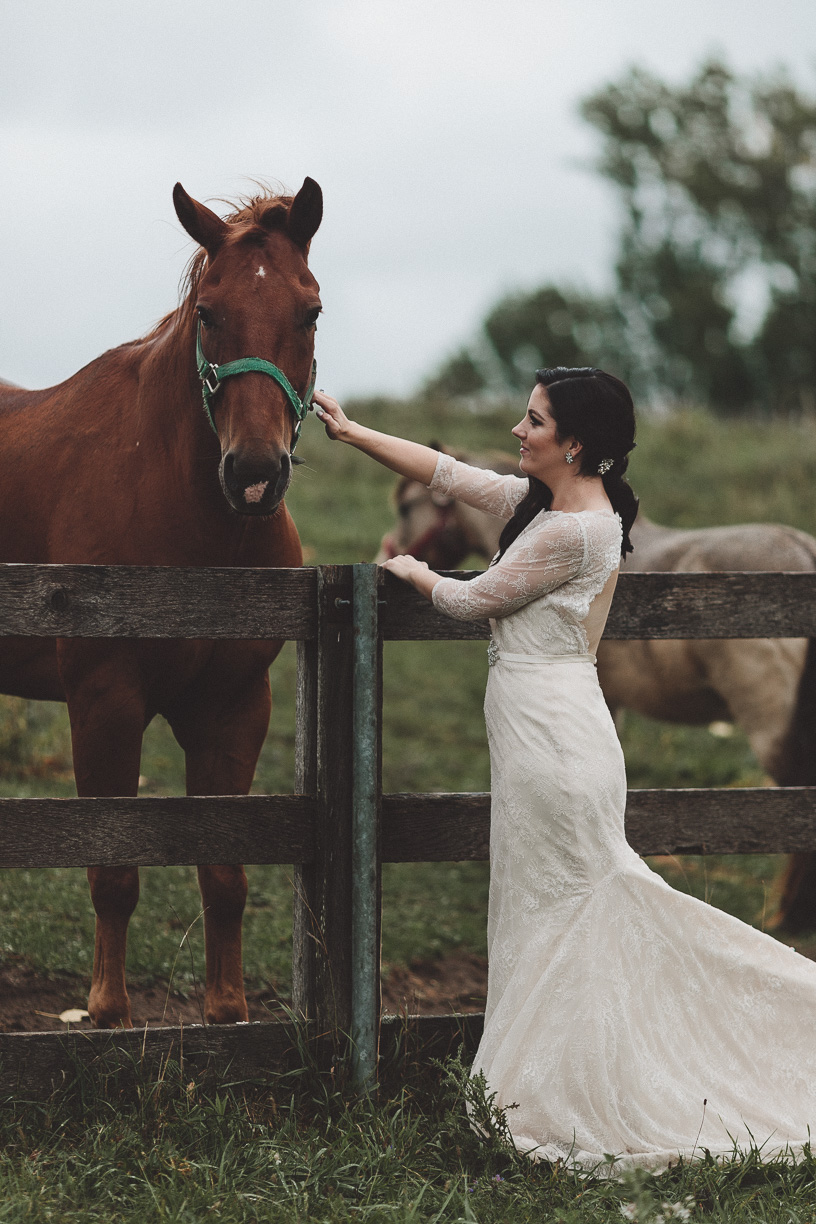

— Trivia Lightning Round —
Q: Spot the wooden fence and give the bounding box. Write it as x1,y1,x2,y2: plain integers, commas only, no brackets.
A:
1,563,816,1096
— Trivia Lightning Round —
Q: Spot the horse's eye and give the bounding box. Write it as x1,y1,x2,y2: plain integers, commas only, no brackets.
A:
304,307,321,330
196,305,213,327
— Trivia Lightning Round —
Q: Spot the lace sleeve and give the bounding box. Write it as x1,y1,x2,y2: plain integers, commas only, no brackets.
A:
430,451,528,520
431,512,589,621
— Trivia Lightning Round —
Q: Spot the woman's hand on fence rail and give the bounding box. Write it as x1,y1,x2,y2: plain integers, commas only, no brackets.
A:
312,390,439,484
381,554,439,602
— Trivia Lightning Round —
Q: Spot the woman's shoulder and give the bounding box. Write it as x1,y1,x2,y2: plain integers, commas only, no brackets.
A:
543,508,621,535
524,508,621,564
545,508,619,520
532,507,619,534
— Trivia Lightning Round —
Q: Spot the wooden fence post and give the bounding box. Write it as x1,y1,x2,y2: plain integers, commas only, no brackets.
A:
292,634,318,1019
291,565,356,1037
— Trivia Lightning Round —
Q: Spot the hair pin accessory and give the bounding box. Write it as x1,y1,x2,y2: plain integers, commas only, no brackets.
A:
597,458,614,475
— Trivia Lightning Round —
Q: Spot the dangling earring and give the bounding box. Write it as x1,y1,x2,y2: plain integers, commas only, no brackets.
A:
565,450,574,465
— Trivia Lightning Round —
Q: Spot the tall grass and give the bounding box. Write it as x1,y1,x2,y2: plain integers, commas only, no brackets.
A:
3,1044,816,1222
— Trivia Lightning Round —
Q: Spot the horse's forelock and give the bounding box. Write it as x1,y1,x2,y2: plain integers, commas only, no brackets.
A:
169,192,298,333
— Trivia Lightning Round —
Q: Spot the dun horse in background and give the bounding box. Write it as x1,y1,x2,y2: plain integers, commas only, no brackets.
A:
0,178,323,1027
377,446,816,932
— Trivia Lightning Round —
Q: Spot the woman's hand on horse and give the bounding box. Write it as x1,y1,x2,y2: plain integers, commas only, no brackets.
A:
313,391,352,441
312,394,439,485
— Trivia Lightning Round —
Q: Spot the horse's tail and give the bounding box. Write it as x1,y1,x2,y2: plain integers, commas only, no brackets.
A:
773,636,816,931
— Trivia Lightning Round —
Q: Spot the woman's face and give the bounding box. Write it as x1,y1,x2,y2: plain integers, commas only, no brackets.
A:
512,385,569,479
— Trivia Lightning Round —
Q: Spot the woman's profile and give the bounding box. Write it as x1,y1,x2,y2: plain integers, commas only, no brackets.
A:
312,368,816,1174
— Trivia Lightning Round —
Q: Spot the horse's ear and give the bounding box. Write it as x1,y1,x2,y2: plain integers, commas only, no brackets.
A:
173,183,228,256
287,177,323,250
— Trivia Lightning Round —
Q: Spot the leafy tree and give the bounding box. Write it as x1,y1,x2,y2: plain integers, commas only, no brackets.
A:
483,287,633,390
423,287,634,400
426,60,816,414
583,59,816,412
422,348,486,400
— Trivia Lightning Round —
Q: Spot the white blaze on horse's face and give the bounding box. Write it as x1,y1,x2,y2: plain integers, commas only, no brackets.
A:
255,266,266,278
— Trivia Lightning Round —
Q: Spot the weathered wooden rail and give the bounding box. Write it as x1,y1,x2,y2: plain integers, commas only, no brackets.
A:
1,562,815,1096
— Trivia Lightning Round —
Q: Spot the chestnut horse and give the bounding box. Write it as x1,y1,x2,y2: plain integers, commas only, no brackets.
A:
0,178,323,1027
377,447,816,931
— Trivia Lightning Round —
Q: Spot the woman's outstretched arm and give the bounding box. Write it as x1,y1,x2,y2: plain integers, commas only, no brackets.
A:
312,391,438,484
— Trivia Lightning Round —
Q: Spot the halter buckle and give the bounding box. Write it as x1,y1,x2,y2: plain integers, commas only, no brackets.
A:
203,365,220,396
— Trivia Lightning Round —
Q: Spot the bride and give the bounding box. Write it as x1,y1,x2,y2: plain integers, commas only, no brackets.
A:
312,368,816,1174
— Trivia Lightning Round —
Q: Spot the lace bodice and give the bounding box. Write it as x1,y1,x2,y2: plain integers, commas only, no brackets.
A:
429,452,622,656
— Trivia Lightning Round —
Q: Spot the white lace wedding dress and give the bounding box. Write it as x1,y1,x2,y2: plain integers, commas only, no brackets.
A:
429,451,816,1175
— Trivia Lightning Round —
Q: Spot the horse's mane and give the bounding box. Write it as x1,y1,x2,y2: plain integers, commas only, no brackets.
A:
143,187,295,343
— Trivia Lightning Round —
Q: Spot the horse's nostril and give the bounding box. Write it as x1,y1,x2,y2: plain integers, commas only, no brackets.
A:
272,452,292,501
222,451,241,493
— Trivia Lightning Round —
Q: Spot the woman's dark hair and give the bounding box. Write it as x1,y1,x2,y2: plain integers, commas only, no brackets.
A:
495,366,639,561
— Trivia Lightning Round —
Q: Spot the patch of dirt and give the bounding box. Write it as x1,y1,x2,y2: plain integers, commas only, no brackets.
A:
0,959,284,1032
0,952,488,1032
382,953,487,1015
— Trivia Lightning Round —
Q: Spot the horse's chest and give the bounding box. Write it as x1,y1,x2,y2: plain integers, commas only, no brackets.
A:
57,637,273,712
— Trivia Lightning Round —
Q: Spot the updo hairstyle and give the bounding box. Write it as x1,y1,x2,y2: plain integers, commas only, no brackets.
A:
495,366,639,561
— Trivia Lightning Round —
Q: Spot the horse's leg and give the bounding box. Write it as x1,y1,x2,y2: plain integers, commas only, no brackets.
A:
58,644,147,1028
692,637,815,930
166,652,274,1024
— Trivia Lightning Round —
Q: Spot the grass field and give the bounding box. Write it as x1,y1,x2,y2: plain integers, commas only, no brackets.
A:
4,1050,816,1224
3,401,816,1220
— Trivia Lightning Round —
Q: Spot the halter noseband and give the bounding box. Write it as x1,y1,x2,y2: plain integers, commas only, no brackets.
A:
195,319,316,453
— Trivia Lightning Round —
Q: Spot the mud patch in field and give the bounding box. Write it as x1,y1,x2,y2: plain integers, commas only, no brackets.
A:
0,952,488,1032
382,952,487,1015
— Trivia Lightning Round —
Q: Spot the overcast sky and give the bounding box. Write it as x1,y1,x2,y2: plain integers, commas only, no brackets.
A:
2,0,815,398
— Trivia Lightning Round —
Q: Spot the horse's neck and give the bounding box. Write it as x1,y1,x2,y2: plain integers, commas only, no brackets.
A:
459,504,503,562
630,513,674,544
108,312,238,541
627,513,743,573
627,514,681,570
138,313,217,467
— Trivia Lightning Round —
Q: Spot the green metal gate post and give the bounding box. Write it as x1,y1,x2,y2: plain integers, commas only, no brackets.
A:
351,563,381,1091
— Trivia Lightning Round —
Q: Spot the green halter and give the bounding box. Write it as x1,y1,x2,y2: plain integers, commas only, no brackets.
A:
196,320,316,452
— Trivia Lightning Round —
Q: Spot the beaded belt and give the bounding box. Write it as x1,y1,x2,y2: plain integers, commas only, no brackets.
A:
487,640,596,667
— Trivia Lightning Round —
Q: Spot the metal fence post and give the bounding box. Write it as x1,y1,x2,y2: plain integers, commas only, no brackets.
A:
351,563,381,1091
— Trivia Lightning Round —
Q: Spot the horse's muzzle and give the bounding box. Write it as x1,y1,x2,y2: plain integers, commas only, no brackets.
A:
220,449,291,516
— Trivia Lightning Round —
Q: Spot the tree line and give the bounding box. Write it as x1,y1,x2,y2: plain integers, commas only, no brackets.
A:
425,60,816,414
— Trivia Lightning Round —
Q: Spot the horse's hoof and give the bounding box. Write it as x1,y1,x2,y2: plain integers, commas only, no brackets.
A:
204,994,249,1025
89,1013,134,1030
88,989,133,1029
